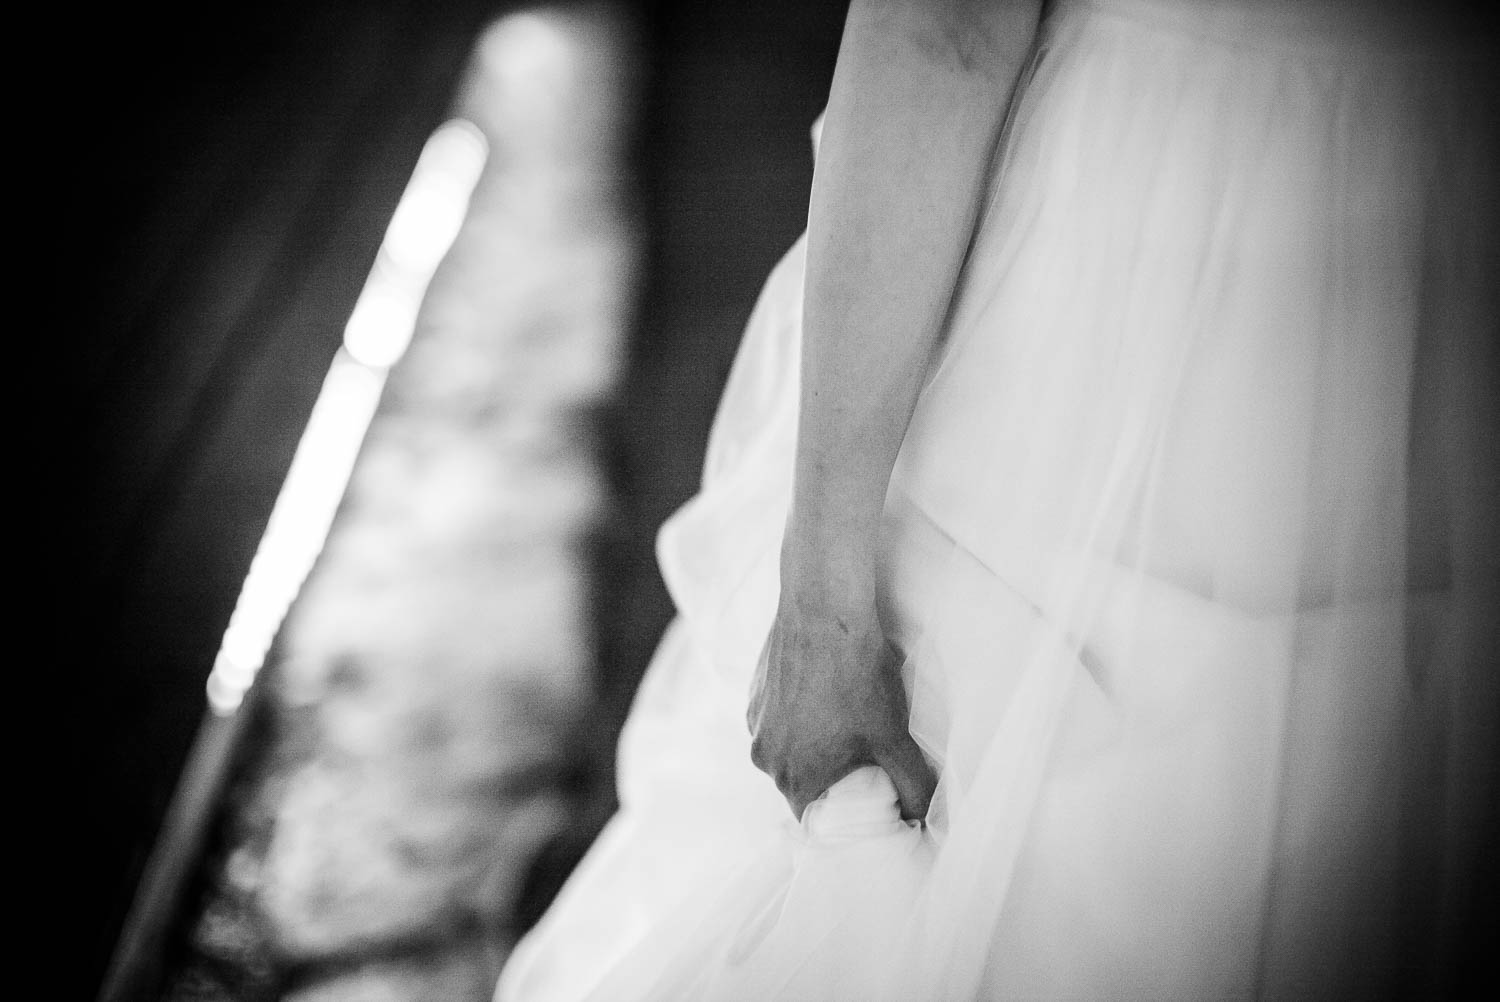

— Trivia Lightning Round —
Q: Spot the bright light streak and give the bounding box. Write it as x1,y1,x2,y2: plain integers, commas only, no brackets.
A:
382,123,488,278
207,119,488,717
343,278,421,371
345,120,488,368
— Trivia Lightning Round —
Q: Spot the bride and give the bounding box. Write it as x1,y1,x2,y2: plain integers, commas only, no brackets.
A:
500,0,1498,998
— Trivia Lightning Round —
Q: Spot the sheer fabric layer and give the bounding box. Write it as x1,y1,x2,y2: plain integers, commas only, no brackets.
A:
497,0,1498,998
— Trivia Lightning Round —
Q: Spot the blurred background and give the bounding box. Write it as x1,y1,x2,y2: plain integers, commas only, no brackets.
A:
53,0,848,997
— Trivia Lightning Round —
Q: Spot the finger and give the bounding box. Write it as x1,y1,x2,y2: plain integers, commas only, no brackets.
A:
877,734,938,822
788,772,825,822
789,757,859,823
772,770,807,822
749,734,770,774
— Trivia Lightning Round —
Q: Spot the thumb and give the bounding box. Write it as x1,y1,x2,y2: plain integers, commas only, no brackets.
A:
877,733,938,822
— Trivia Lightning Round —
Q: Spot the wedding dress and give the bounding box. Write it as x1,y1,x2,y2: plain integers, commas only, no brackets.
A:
497,0,1499,998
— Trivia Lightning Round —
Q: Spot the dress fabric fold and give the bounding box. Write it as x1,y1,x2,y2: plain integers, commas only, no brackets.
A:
497,0,1499,998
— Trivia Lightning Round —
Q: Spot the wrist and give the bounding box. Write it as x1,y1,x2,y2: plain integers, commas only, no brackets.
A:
780,437,896,612
779,516,879,612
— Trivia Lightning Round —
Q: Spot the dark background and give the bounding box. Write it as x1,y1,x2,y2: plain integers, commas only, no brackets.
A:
49,0,846,996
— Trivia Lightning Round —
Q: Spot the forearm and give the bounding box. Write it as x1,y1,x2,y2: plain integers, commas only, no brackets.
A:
785,0,1043,604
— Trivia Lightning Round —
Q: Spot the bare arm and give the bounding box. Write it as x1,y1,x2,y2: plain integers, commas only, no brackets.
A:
750,0,1044,819
792,0,1040,604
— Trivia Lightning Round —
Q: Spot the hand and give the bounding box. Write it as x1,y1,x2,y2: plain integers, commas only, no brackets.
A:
747,591,937,822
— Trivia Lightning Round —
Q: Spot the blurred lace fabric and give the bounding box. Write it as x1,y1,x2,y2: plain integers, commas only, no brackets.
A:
497,0,1500,998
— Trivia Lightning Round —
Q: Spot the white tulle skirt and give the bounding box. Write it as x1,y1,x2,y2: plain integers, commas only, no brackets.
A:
498,0,1499,998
